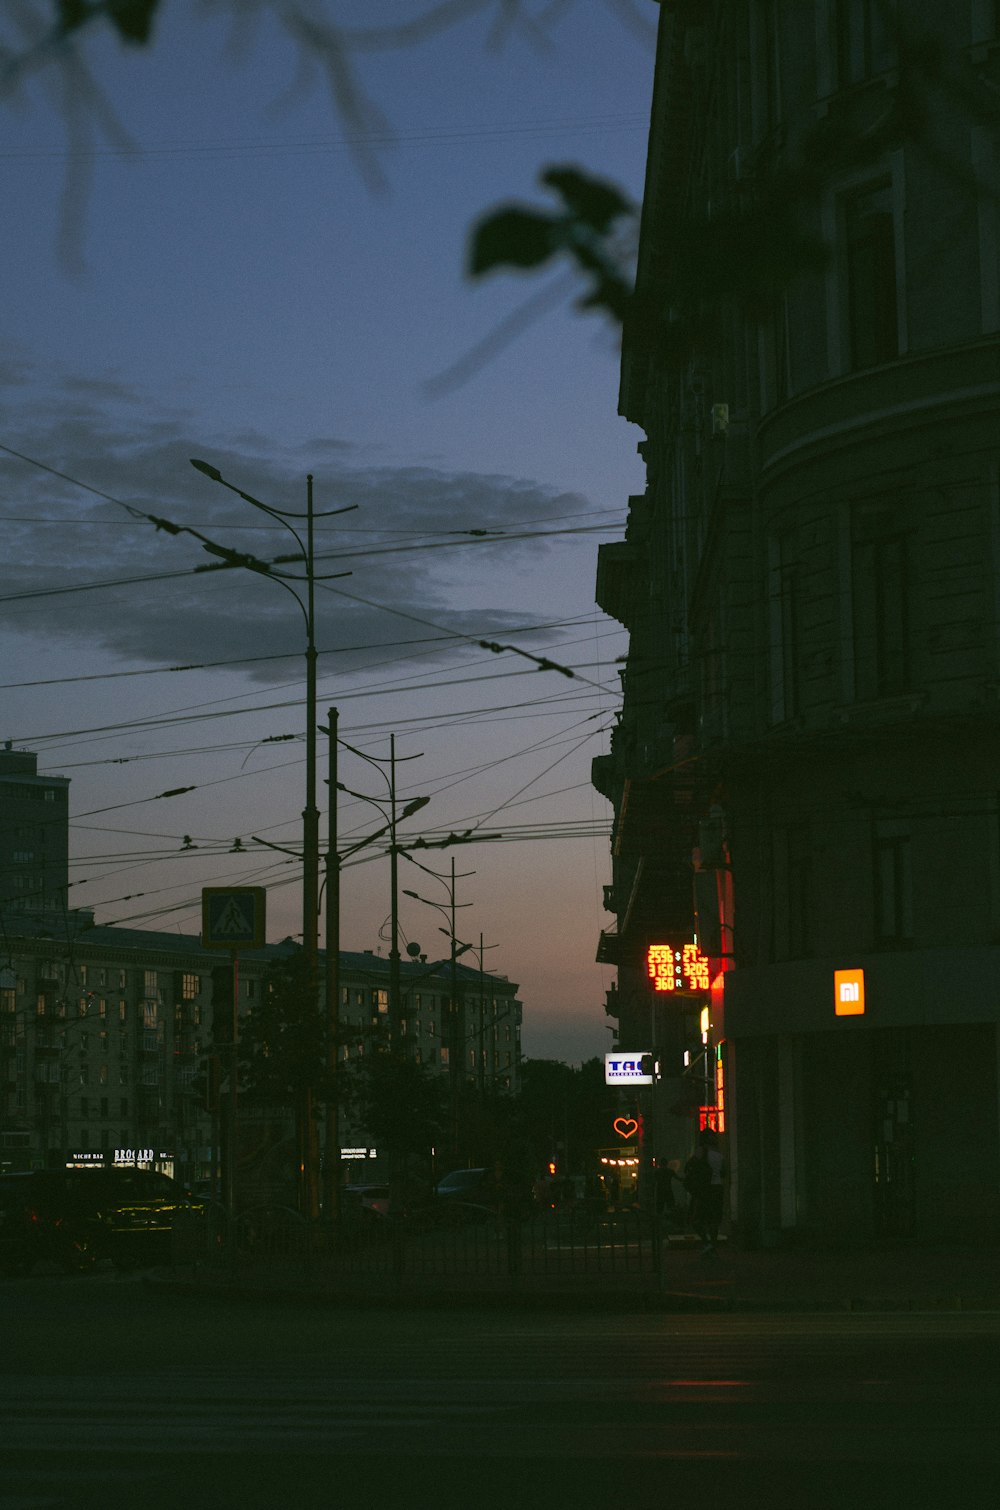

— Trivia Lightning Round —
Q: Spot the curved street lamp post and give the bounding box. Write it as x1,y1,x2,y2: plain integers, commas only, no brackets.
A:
189,459,355,1218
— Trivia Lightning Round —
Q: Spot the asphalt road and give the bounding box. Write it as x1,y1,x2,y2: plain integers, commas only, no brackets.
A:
3,1267,999,1509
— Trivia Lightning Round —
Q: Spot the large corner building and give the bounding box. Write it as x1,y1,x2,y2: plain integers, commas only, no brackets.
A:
596,1,1000,1243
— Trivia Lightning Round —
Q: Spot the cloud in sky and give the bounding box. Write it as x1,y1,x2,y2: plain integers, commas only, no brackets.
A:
1,361,615,679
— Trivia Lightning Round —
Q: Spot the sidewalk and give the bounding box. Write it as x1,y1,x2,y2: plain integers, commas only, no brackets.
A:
660,1236,1000,1312
150,1236,1000,1313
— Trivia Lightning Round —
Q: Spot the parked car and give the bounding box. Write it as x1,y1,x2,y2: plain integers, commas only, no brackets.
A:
432,1167,500,1223
0,1168,205,1274
342,1183,390,1218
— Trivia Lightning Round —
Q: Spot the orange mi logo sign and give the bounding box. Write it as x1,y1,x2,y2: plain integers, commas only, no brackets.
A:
834,968,865,1017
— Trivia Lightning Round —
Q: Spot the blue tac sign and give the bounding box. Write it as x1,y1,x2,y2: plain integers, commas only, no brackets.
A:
201,887,267,950
605,1053,654,1086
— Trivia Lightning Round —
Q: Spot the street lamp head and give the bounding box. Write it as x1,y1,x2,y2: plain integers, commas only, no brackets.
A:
190,457,224,483
400,795,431,820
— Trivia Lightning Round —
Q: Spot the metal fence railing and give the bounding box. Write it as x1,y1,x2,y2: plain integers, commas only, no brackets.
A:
169,1198,667,1290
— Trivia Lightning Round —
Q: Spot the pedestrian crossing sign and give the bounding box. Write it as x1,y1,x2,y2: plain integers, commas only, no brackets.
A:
202,887,267,950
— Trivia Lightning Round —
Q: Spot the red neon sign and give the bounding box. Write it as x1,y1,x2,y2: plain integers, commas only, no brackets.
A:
647,941,711,994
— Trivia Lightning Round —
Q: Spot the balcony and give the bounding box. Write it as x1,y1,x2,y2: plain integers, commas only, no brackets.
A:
596,929,622,966
592,752,619,802
595,541,641,628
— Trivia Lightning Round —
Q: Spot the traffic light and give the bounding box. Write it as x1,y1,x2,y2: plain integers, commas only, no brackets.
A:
210,964,234,1047
547,1160,557,1177
203,1055,221,1113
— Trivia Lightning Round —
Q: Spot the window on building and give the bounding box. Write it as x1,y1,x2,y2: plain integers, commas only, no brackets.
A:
118,1000,127,1024
762,293,790,408
786,823,813,957
143,1002,158,1029
844,181,899,369
874,819,913,944
836,0,895,85
755,0,781,132
143,970,158,998
853,525,911,699
768,535,800,723
180,973,199,1000
373,989,388,1015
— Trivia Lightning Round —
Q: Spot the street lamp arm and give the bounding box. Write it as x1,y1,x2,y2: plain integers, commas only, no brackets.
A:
190,457,358,522
250,835,300,859
399,849,474,886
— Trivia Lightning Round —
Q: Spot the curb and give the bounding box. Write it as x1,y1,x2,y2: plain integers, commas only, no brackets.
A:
145,1273,1000,1314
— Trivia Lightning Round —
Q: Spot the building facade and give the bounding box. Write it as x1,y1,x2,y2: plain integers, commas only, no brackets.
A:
1,746,522,1185
596,1,1000,1243
0,745,69,916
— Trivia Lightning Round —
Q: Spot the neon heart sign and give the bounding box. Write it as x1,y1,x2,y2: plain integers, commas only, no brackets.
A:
613,1117,639,1140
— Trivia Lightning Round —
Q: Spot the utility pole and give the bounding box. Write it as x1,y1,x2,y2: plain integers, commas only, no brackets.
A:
323,706,340,1224
388,734,402,1058
477,933,486,1097
301,475,320,1222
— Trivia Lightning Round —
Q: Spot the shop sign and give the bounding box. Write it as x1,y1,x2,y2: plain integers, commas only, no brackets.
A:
605,1053,653,1086
646,941,711,994
834,968,865,1017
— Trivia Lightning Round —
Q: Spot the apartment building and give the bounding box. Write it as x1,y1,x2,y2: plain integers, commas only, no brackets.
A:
596,1,1000,1242
0,746,521,1182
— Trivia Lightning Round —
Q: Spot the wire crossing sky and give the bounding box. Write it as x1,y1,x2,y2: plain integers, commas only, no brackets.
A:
0,0,652,1061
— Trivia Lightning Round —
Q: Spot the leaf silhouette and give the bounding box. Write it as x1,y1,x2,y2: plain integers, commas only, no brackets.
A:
468,206,558,276
541,165,632,232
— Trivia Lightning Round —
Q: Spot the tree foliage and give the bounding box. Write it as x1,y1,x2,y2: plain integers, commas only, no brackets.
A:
4,5,995,372
341,1052,447,1159
237,945,333,1108
468,165,635,323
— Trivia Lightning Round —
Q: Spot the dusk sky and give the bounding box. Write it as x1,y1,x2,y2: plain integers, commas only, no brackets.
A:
0,1,654,1063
